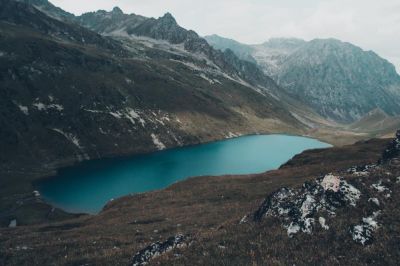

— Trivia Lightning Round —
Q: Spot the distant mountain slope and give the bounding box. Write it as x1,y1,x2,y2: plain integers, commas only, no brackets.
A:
14,1,330,125
76,7,147,34
76,7,331,126
1,0,120,50
204,36,306,76
76,9,281,94
277,39,400,122
349,109,400,135
15,0,74,20
203,34,256,63
206,35,400,122
251,38,306,77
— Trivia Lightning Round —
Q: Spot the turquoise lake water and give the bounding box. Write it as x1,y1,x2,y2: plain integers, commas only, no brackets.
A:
36,134,331,214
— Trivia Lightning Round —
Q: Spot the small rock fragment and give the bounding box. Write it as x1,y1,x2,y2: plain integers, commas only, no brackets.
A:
319,217,329,230
8,219,17,228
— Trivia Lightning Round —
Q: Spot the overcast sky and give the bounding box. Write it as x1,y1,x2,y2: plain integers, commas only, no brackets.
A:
52,0,400,72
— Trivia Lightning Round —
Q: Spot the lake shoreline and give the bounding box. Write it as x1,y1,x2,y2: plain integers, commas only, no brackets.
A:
1,128,371,227
34,132,332,183
35,134,331,214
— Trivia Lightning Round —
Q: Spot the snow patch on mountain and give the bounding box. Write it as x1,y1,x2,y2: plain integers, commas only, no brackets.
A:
33,102,64,112
51,128,83,150
15,103,29,115
151,133,166,150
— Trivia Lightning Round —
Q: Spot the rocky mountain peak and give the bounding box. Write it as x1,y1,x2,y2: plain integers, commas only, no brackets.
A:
111,6,123,15
158,12,177,25
76,5,274,91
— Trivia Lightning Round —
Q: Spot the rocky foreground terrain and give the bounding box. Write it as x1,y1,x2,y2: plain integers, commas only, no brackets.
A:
1,131,399,265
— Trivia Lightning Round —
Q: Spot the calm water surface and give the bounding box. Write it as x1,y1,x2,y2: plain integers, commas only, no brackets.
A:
36,134,331,213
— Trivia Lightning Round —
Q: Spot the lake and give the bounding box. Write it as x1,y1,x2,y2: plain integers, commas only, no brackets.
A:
36,134,331,214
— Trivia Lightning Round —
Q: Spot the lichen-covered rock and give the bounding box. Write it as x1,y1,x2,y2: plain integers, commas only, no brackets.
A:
350,211,380,245
253,174,361,237
347,164,377,176
130,234,190,266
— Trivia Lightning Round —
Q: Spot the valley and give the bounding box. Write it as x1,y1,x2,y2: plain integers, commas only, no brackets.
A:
0,0,399,265
0,0,368,227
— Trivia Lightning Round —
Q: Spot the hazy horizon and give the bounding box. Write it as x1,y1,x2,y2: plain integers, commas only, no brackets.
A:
52,0,400,72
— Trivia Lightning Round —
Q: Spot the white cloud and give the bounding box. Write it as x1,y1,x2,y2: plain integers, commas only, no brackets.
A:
52,0,400,71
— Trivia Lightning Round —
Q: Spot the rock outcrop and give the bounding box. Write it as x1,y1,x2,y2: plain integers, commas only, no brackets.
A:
381,130,400,162
252,130,400,245
253,173,362,237
130,235,190,266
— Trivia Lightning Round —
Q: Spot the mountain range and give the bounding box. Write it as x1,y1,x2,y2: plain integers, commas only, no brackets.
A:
205,35,400,122
1,0,398,220
0,0,330,227
1,0,400,265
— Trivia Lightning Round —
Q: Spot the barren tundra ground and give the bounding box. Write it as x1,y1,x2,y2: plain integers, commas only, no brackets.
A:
1,136,398,265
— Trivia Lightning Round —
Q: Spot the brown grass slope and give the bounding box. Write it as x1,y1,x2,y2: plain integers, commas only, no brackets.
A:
349,108,400,136
0,137,393,265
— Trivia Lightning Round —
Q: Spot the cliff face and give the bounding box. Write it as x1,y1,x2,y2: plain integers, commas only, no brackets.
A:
206,35,400,123
276,39,400,122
